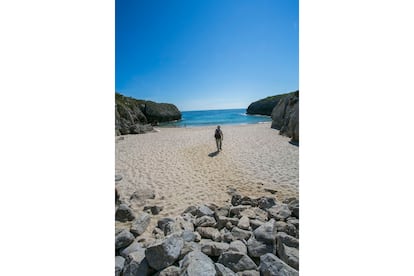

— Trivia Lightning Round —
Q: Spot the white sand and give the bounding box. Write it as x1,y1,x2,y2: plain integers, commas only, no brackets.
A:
115,122,298,234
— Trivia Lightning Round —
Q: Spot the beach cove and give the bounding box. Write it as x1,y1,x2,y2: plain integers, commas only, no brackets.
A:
115,122,298,235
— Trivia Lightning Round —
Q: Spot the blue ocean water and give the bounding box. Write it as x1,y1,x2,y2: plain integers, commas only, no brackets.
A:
161,108,272,127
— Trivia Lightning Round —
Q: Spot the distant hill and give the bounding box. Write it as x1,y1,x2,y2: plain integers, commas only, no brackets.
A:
115,92,182,135
246,90,298,116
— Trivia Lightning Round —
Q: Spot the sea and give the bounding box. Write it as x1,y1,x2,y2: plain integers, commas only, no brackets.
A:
160,108,272,128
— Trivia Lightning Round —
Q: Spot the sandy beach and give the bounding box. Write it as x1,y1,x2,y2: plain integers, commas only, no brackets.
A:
115,122,298,235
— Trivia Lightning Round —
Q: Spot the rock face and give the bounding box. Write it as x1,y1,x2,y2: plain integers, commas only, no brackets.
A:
115,92,181,135
271,90,299,143
246,94,288,116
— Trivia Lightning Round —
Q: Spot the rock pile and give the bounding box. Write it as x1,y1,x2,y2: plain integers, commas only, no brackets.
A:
115,194,299,276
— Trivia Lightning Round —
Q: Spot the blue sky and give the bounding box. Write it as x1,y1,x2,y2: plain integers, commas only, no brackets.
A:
116,0,298,111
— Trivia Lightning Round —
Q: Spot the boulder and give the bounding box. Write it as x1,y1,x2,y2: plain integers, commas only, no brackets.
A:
215,263,237,276
200,240,230,257
177,216,195,232
130,212,151,237
145,234,184,271
179,241,202,260
179,251,216,276
115,204,136,222
217,216,239,230
275,221,298,238
231,227,252,241
123,250,152,276
276,242,299,270
267,203,292,221
257,197,276,210
237,216,250,230
194,205,214,218
228,240,248,255
286,218,299,230
236,270,260,276
246,236,275,258
181,230,198,242
120,241,144,258
196,227,221,241
259,253,299,276
182,206,197,216
229,206,251,218
144,205,163,215
215,206,231,218
115,256,125,276
217,251,258,273
276,232,299,249
249,220,264,231
157,265,181,276
195,216,216,227
157,218,175,232
164,220,183,236
130,189,156,204
246,219,278,257
115,229,135,250
240,208,268,222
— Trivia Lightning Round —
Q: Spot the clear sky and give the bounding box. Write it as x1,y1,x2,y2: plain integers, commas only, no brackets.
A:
116,0,298,111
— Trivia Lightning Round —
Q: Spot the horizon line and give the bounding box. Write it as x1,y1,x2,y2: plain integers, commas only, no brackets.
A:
180,107,247,112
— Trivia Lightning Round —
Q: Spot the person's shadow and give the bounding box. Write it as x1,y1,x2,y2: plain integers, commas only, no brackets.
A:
208,150,220,157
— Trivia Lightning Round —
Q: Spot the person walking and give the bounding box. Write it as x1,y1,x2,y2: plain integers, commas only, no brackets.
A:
214,125,223,151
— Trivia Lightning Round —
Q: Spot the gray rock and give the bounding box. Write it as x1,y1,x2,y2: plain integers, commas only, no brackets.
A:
236,270,260,276
182,206,197,216
145,234,184,271
179,241,201,260
215,206,231,218
215,263,237,276
123,250,152,276
157,218,175,232
120,241,144,258
275,221,298,238
143,205,163,215
292,207,299,219
277,242,299,270
231,227,252,241
115,229,135,250
267,203,292,221
153,227,165,240
195,215,216,227
270,91,299,142
239,196,258,207
286,218,299,230
116,204,136,222
217,251,257,273
177,216,195,232
179,251,216,276
231,194,242,206
237,216,250,230
229,205,250,218
249,219,264,230
196,227,221,241
259,253,299,276
217,216,239,230
222,231,235,243
200,240,230,257
246,236,275,258
195,205,214,218
240,207,268,222
115,256,125,276
130,212,151,237
164,220,183,236
257,197,276,210
157,265,181,276
181,230,197,242
276,232,299,249
228,240,247,255
144,101,182,123
130,189,156,202
253,219,277,243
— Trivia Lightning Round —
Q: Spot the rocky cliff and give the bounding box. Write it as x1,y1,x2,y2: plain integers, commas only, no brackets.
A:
115,93,182,135
246,93,293,116
271,91,299,144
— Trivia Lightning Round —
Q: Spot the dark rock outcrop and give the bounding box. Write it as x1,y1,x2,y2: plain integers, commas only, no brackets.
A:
271,90,299,143
115,92,181,136
246,94,289,116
